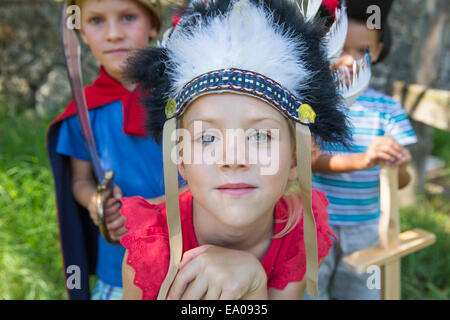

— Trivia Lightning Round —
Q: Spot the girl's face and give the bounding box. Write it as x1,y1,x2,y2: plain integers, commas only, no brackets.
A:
178,93,297,230
79,0,157,83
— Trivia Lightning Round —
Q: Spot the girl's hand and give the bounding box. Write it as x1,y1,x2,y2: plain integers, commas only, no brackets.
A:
167,245,268,300
362,136,410,169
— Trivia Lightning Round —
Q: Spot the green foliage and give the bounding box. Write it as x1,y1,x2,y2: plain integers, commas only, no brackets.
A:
432,128,450,168
0,109,66,299
400,195,450,299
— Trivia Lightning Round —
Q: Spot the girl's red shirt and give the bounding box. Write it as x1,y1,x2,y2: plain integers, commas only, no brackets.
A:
120,189,337,299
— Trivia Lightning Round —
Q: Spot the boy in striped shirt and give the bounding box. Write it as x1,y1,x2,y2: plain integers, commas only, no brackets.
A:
305,0,417,300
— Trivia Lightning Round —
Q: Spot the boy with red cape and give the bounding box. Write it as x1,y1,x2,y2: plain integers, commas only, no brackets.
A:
47,0,182,300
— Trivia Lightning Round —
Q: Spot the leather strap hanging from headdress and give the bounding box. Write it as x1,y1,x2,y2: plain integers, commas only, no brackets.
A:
157,117,183,300
296,123,319,296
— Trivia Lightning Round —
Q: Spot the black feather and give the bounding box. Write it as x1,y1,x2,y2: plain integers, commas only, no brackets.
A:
125,47,171,143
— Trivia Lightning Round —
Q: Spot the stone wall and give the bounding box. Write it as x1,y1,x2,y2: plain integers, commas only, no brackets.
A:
372,0,450,93
0,0,98,116
0,0,448,116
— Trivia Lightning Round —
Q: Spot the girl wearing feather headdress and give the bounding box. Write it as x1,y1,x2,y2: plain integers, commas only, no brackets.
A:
120,0,350,300
307,0,418,300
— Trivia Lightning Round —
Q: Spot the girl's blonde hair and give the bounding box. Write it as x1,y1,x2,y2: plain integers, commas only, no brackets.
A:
273,120,303,239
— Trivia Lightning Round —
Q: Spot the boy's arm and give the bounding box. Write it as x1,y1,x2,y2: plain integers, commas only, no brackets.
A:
70,157,98,221
70,157,126,240
312,137,412,189
311,139,366,173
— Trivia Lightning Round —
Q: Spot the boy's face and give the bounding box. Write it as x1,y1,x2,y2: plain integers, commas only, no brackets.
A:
177,93,297,231
79,0,158,82
334,19,384,69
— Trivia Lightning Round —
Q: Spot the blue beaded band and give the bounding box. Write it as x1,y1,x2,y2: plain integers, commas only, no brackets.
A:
169,68,315,125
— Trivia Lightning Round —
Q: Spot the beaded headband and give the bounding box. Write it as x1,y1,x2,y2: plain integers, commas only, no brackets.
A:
166,68,316,124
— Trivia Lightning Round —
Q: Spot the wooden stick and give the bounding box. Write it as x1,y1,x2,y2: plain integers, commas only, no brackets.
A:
342,228,436,274
379,166,400,299
379,166,400,249
381,260,401,300
343,165,436,300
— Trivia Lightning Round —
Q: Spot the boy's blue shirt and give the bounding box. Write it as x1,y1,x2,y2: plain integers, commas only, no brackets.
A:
312,88,417,226
56,100,172,287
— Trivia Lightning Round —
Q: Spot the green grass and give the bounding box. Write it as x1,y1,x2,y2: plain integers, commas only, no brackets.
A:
432,128,450,168
0,108,66,299
401,195,450,299
0,109,449,300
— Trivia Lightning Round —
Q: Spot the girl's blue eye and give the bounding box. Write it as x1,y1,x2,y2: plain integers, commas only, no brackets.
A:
249,130,270,143
200,134,216,144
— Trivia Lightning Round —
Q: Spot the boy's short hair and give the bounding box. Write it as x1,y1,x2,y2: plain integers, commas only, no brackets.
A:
346,0,394,63
69,0,163,32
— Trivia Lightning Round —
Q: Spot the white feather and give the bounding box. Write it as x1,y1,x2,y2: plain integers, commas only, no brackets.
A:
326,3,348,63
165,0,311,100
335,52,372,108
157,26,173,48
298,0,322,21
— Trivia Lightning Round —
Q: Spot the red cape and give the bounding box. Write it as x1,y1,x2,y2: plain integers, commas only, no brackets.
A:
52,66,147,136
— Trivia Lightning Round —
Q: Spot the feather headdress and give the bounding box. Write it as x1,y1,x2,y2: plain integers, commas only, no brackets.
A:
129,0,350,145
335,51,372,108
126,0,351,299
315,0,372,106
325,1,348,63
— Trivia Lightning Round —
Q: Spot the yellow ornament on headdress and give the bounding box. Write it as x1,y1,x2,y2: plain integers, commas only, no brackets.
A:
165,99,177,118
298,104,316,124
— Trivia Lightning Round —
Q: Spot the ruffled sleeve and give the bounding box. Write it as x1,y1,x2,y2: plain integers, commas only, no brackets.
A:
120,196,170,300
268,189,337,290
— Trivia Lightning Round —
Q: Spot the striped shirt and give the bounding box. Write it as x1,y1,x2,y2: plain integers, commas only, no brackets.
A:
312,88,417,226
